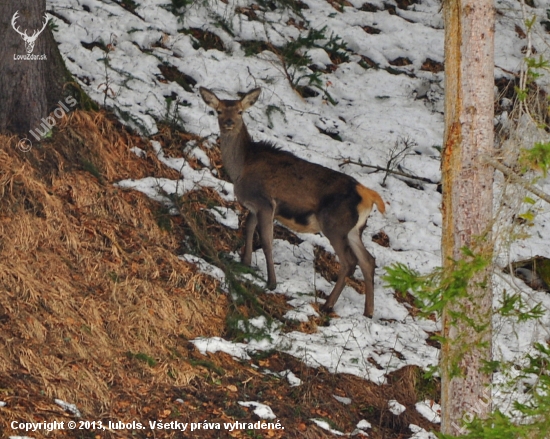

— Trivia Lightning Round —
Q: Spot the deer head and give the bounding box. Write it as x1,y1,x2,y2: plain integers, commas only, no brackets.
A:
200,87,261,134
11,11,50,54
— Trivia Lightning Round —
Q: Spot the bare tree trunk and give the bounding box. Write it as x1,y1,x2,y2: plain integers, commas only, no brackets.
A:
441,0,495,435
0,0,69,135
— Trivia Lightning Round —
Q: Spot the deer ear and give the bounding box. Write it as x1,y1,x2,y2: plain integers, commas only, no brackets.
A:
241,88,261,110
199,87,220,109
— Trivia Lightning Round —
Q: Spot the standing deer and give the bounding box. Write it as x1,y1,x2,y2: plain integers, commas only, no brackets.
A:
199,87,385,318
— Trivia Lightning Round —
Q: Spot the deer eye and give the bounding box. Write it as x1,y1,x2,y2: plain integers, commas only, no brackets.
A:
216,110,222,115
238,110,243,115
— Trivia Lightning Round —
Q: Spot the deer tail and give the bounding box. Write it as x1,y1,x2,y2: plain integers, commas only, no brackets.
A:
357,184,386,215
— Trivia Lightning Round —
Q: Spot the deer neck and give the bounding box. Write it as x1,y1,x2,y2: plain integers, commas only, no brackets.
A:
219,126,251,183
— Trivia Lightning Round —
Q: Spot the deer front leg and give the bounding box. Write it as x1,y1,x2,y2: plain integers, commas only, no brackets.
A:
242,211,257,267
256,208,277,290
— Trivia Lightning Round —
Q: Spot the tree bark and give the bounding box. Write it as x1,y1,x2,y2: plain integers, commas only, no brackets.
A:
441,0,495,435
0,0,69,135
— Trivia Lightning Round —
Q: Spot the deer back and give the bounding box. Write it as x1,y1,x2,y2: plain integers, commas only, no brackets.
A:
238,141,367,231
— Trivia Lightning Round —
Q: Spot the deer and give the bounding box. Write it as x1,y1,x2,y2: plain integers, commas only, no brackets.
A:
199,87,385,318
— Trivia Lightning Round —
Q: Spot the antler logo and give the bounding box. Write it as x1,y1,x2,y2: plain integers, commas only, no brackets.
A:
11,10,50,54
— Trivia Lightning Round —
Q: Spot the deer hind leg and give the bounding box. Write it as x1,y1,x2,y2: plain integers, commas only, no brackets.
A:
256,206,277,290
347,227,376,318
321,233,357,314
242,212,258,267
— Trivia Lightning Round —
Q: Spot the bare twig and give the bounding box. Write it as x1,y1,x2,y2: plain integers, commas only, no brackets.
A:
519,0,534,120
481,154,550,204
381,138,417,186
339,159,439,184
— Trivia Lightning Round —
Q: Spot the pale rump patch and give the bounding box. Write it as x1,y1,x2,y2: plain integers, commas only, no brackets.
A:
355,205,372,230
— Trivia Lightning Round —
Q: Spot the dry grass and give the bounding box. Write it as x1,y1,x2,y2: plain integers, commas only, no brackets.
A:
0,111,227,421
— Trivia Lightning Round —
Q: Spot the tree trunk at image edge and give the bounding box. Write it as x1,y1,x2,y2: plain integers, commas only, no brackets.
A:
441,0,495,435
0,0,69,136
